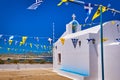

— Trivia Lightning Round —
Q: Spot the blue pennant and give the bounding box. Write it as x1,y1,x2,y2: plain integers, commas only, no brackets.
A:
87,38,95,44
116,38,120,42
87,39,92,42
71,39,78,48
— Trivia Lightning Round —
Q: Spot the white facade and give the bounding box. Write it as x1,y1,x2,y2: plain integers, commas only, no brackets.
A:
53,15,120,80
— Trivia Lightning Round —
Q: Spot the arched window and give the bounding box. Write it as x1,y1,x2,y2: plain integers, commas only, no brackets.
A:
72,21,78,33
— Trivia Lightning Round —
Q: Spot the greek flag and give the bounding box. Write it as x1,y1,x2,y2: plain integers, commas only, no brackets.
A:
84,3,93,22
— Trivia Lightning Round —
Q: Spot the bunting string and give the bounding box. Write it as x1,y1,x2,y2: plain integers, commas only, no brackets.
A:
58,0,120,21
68,0,120,13
0,47,52,53
0,34,53,53
80,22,99,27
0,34,53,45
0,39,52,50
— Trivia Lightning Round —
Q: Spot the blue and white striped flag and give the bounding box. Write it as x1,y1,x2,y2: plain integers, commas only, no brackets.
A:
84,3,93,22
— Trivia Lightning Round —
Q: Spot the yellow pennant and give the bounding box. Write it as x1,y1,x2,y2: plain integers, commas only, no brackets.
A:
111,21,115,25
60,38,65,45
69,0,74,1
7,48,10,51
44,45,46,49
30,43,32,48
22,36,27,44
20,41,23,46
103,38,108,42
92,6,107,21
57,0,68,6
9,40,13,45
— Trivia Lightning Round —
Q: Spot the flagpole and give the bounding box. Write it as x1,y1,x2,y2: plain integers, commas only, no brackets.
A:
53,22,55,44
68,0,120,14
100,5,105,80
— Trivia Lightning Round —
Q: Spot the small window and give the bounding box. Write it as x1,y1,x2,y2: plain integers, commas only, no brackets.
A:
58,53,61,65
72,21,78,33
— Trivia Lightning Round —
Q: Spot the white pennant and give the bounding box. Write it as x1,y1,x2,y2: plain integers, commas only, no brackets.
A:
15,41,18,45
48,38,52,44
4,39,7,44
9,36,14,40
0,34,3,38
25,43,27,46
27,0,43,10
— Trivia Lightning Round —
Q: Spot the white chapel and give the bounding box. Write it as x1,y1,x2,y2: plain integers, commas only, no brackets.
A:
53,14,120,80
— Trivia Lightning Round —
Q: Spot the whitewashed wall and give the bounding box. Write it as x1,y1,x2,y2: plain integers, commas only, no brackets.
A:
98,21,120,80
53,20,120,80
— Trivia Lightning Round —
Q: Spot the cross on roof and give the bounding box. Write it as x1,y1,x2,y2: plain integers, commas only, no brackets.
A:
72,14,76,20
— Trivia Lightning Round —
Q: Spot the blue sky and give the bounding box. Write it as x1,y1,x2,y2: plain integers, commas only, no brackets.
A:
0,0,120,53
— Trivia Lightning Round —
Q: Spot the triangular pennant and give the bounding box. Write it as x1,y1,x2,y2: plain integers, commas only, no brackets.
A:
116,38,120,42
9,36,14,40
57,0,68,6
111,21,115,25
22,36,27,44
41,45,43,49
71,38,78,48
20,41,23,46
44,45,46,49
87,38,95,44
36,37,39,42
0,34,3,38
87,39,92,43
60,38,65,45
103,38,108,42
112,9,116,16
27,0,43,10
30,43,32,48
9,40,13,45
92,6,107,21
15,41,18,45
7,48,10,51
4,39,7,44
34,44,39,49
